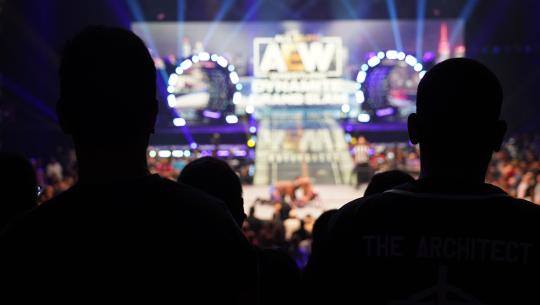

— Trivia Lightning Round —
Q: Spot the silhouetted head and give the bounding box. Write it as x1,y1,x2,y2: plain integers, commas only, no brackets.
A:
311,209,338,254
364,170,415,196
408,58,506,182
57,26,157,148
178,157,245,226
0,152,38,229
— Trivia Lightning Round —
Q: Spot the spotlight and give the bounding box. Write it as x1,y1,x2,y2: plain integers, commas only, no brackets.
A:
180,59,192,70
158,150,172,158
198,52,210,61
233,92,242,104
172,150,184,158
190,142,198,149
167,94,176,107
405,55,418,66
356,71,367,83
202,110,221,119
148,150,157,158
368,56,381,67
225,115,238,124
217,150,230,157
168,74,178,86
234,150,247,157
217,56,228,68
375,107,395,117
386,50,398,59
341,104,351,113
357,113,371,122
247,138,256,148
245,105,255,114
229,72,239,84
249,126,257,133
355,91,365,103
173,118,186,126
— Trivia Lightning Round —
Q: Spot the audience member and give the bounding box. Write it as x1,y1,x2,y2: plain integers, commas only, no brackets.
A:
304,58,540,305
364,170,415,196
0,26,256,303
180,156,300,305
308,209,337,257
179,156,246,226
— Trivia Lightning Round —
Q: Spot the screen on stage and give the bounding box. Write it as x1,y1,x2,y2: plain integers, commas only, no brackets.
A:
133,20,464,125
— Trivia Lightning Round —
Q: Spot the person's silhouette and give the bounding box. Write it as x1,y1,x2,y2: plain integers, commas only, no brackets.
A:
304,58,540,305
0,27,256,303
179,156,246,226
363,170,415,196
307,209,337,260
179,156,300,305
0,152,37,230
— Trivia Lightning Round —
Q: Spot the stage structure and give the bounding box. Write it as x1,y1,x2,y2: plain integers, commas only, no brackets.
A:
133,20,464,185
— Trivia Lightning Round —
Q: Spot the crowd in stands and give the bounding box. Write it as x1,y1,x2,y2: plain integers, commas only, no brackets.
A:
353,134,540,202
147,151,254,184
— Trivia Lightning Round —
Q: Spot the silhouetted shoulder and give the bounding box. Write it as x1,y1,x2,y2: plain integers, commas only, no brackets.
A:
331,180,540,230
0,174,256,303
2,174,235,239
308,180,540,305
257,247,301,305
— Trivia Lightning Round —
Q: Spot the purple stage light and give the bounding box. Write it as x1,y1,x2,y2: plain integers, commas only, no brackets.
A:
422,51,435,62
375,107,395,117
217,150,230,157
233,150,247,157
200,151,211,157
202,110,221,119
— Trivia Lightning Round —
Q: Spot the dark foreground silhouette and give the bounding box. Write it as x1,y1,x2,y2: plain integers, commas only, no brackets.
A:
304,58,540,305
179,156,301,305
0,152,37,230
364,170,415,196
0,27,256,303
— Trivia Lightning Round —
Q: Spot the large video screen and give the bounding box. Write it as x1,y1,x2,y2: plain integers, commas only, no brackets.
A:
133,20,464,125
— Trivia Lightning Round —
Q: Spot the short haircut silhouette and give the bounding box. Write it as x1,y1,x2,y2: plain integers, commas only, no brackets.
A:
364,170,415,196
310,209,338,255
58,26,157,144
179,157,245,226
0,27,257,303
408,58,506,180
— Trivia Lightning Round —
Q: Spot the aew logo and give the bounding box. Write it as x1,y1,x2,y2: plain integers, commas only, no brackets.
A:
253,31,343,77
